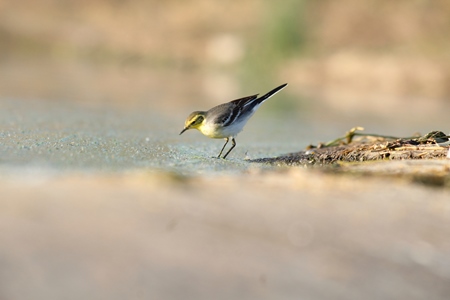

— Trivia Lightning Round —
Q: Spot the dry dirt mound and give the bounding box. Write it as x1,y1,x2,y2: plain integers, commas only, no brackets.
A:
251,128,450,166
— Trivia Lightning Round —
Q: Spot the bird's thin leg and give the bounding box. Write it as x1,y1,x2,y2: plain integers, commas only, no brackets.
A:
222,138,236,159
217,138,229,158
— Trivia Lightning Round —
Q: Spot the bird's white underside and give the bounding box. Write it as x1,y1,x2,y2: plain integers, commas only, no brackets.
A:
200,106,260,139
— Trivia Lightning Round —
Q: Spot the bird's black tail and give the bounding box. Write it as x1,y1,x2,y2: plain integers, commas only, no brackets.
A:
256,83,288,104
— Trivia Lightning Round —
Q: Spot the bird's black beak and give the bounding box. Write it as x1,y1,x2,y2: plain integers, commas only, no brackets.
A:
179,127,188,135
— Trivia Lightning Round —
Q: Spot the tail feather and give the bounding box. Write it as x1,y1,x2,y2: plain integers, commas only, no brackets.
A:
239,83,288,112
256,83,288,104
223,83,288,127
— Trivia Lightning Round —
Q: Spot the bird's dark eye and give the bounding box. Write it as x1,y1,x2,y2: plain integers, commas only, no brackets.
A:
195,116,204,124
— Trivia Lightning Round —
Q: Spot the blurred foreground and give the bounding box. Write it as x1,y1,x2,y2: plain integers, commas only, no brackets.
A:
2,167,450,300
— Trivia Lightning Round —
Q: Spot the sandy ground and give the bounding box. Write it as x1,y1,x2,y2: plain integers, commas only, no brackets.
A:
1,98,450,300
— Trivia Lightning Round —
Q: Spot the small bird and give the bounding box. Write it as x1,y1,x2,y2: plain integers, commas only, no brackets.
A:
180,83,288,159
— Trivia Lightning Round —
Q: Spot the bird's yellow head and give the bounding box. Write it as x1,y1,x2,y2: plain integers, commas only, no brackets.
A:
179,111,206,135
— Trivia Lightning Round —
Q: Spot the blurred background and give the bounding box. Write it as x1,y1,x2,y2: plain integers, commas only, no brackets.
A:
1,0,449,135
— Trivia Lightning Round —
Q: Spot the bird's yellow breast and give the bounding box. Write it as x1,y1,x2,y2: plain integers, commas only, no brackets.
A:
198,122,224,138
